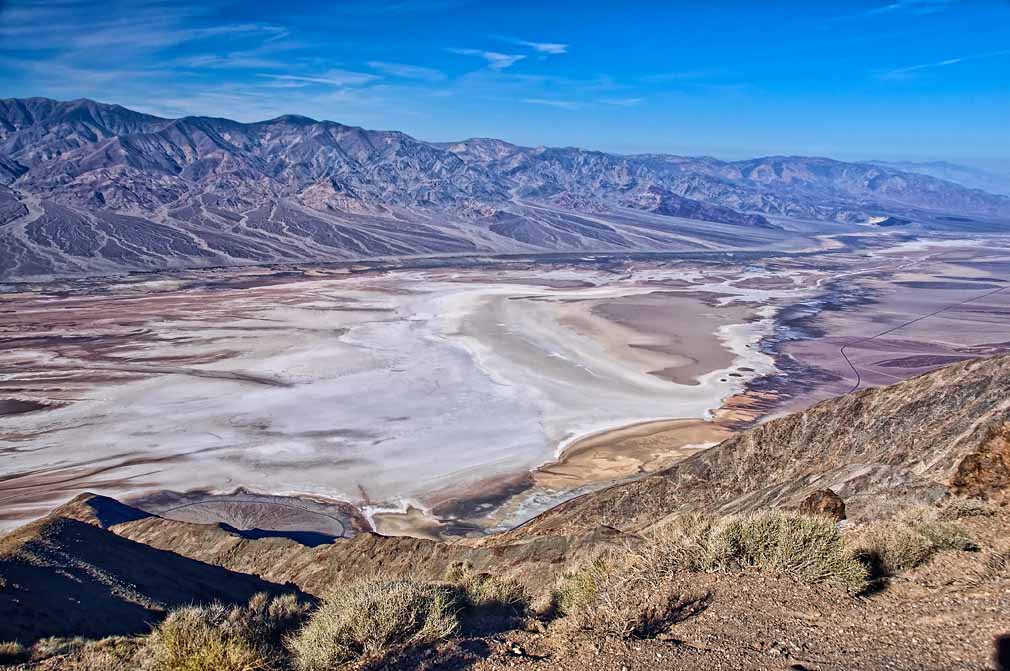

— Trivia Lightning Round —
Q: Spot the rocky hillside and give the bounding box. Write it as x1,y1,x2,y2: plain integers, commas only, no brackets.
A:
2,97,1009,279
517,354,1010,538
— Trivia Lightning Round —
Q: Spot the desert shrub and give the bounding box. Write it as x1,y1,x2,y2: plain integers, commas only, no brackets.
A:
0,641,27,665
630,510,866,592
969,544,1010,586
938,497,999,520
145,604,273,671
849,507,976,577
550,510,866,639
31,638,142,671
228,592,311,648
552,557,611,617
850,522,933,576
287,578,458,670
632,512,734,576
718,511,868,592
552,555,705,639
30,637,89,660
444,564,528,612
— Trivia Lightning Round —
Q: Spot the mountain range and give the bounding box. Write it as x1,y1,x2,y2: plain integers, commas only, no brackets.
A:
869,159,1010,196
2,97,1009,280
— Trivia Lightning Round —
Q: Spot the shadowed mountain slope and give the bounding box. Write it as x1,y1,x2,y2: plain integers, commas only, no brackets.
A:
0,496,306,644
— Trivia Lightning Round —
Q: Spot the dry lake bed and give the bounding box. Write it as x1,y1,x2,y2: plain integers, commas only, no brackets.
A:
3,237,1010,538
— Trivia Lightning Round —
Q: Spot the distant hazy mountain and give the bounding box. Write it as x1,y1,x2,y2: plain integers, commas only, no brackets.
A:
869,160,1010,196
2,97,1008,279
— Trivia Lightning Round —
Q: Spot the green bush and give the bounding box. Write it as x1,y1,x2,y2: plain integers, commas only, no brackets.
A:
287,578,458,670
552,557,610,617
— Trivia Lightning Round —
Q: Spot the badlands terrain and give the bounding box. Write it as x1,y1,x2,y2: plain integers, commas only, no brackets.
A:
3,233,1010,541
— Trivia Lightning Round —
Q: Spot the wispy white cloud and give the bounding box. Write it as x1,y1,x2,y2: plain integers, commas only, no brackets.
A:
867,0,960,15
641,69,722,83
447,48,525,69
262,69,380,87
877,49,1010,79
521,98,580,110
517,40,568,55
366,61,446,81
490,35,569,55
601,97,644,107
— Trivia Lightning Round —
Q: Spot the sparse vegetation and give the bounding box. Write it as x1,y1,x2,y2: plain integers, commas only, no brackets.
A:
444,563,529,612
718,511,868,591
0,641,27,665
30,636,90,660
848,506,976,577
971,545,1010,586
29,637,142,671
145,593,308,671
636,510,866,592
551,510,865,640
937,497,999,520
146,604,274,671
286,578,458,670
552,555,700,640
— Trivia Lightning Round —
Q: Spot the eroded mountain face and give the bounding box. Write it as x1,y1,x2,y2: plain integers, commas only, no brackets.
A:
2,97,1010,280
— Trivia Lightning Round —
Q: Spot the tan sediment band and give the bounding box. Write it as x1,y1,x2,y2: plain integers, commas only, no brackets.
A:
534,418,731,489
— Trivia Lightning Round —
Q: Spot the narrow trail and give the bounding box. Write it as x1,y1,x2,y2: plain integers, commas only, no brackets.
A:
838,283,1009,394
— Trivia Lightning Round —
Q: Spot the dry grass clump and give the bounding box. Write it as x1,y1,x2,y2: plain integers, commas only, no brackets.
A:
549,510,863,640
30,636,89,660
146,604,273,671
0,641,28,665
552,557,700,640
29,637,142,670
937,497,999,520
848,507,976,577
718,511,868,592
287,578,458,671
444,563,529,612
229,592,311,649
146,593,308,671
634,510,866,592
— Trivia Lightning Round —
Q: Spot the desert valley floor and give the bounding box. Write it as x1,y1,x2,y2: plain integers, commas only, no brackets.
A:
3,234,1010,539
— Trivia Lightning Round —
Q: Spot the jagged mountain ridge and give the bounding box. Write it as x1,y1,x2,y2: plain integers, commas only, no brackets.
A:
2,97,1009,280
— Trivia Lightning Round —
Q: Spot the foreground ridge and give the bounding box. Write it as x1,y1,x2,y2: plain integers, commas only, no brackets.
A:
0,355,1008,669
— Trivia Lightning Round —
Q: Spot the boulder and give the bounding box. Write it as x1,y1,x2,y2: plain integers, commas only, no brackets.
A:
798,489,846,521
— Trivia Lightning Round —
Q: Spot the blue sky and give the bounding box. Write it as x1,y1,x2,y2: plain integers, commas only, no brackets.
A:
1,0,1008,167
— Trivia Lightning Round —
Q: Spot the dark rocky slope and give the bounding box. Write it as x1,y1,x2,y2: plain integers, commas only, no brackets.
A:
0,506,305,643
